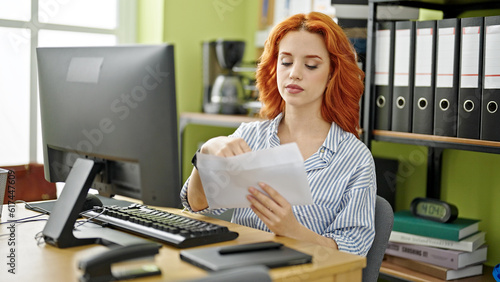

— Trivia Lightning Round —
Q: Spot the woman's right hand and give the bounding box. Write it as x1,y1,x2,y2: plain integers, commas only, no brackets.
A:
200,136,252,157
187,136,251,211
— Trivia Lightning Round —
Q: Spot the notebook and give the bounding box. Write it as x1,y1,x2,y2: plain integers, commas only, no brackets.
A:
180,242,313,271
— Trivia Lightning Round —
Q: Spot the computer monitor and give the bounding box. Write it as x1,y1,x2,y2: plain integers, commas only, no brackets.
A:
36,44,181,248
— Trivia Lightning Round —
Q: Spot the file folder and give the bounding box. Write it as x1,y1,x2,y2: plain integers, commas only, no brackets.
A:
392,21,416,132
434,18,460,137
412,20,436,135
481,15,500,141
374,21,395,130
457,17,484,139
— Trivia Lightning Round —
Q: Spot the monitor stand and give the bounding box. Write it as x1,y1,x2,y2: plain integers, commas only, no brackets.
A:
41,158,149,248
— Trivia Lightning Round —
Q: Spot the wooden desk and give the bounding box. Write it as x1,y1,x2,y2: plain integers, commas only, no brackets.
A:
1,203,365,281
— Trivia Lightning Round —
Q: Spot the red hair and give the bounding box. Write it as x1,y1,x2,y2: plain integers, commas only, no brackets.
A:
256,12,365,138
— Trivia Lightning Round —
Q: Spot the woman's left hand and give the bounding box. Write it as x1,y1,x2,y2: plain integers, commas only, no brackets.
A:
246,182,301,237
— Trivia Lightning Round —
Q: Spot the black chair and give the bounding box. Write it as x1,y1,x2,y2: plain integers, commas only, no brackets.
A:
363,196,394,282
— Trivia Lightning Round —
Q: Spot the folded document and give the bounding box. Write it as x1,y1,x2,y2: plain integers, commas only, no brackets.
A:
196,143,313,209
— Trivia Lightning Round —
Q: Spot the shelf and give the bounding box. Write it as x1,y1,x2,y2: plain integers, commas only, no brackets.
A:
372,0,500,5
363,0,500,153
371,0,500,16
373,130,500,154
179,112,262,134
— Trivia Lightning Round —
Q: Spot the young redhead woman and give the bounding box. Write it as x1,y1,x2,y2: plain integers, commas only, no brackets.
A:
180,12,376,256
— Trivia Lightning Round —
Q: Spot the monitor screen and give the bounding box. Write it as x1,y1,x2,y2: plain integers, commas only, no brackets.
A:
37,44,181,208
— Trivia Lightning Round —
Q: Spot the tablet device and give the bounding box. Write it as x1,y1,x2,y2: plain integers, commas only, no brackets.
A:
180,241,312,271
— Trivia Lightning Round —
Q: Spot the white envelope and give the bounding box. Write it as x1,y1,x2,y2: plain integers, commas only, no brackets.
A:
196,143,313,209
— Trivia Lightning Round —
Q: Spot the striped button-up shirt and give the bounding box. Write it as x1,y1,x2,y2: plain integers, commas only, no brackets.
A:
180,113,376,256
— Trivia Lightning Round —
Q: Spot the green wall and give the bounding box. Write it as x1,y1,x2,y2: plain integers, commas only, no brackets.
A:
162,0,259,181
137,0,165,43
137,0,260,180
137,0,259,113
162,0,258,114
137,2,500,267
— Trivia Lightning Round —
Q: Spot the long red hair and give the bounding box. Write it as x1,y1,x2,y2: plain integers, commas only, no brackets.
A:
256,12,364,138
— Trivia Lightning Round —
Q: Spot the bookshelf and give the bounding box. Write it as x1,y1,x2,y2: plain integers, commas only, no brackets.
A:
363,1,500,280
373,130,500,154
362,0,500,199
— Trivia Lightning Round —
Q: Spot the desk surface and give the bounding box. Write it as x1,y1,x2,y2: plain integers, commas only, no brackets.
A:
1,202,365,281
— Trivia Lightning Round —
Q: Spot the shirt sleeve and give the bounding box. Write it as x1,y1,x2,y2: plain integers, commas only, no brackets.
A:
179,177,200,213
325,160,377,256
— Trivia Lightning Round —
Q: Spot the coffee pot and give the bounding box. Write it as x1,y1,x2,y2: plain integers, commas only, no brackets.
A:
203,40,246,114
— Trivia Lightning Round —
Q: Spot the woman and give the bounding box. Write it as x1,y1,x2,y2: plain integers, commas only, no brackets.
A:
180,12,376,256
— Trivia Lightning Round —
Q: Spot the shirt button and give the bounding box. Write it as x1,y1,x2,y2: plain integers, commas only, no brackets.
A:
320,149,325,153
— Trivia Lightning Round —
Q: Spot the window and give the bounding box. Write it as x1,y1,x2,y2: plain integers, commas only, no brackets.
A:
0,0,136,166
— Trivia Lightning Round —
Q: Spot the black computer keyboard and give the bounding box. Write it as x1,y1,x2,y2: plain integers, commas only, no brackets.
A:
82,204,239,248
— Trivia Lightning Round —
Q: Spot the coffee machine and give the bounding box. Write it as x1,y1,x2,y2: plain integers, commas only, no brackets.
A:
202,40,246,114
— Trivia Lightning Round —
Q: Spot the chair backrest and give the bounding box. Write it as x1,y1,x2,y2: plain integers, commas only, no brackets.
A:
362,195,394,282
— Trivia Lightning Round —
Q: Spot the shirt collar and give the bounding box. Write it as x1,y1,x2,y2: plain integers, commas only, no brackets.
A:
323,122,345,154
268,113,283,147
269,113,283,134
311,122,342,168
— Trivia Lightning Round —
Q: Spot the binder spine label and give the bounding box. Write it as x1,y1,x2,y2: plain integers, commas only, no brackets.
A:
484,25,500,89
461,26,481,88
436,27,456,88
394,29,411,86
415,28,434,87
375,29,392,86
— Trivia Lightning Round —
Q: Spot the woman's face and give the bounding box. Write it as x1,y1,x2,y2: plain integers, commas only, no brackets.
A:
276,30,331,112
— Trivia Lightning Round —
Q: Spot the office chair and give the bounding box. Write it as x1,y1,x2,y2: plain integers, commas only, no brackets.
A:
362,195,394,282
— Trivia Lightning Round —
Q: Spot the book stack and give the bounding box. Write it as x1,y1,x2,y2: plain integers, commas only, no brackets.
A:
385,210,487,280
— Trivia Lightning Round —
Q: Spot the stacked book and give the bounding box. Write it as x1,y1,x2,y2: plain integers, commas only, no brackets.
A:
385,210,487,280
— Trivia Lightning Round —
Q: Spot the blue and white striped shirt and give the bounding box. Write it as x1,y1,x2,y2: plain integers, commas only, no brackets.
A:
180,113,376,256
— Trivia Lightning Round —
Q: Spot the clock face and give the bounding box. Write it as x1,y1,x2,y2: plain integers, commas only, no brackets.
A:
416,202,446,219
410,197,458,223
